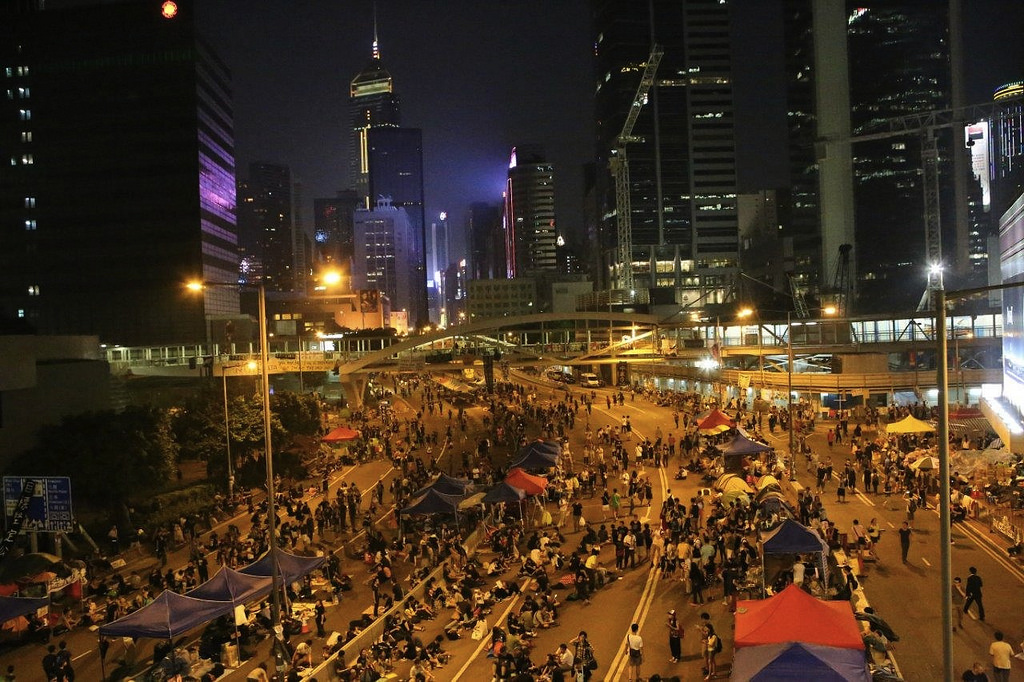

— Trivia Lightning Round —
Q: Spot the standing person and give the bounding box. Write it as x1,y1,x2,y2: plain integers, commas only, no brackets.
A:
55,641,74,682
989,631,1013,682
964,566,985,622
314,599,327,638
570,631,596,681
625,623,644,682
666,610,682,663
898,521,912,564
952,577,966,630
41,645,58,682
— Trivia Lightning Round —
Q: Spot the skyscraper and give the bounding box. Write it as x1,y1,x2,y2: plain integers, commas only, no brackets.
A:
783,1,960,312
504,146,557,277
349,26,399,204
467,201,504,281
591,0,738,301
0,0,237,345
352,199,417,321
366,126,427,325
313,190,361,279
236,163,295,292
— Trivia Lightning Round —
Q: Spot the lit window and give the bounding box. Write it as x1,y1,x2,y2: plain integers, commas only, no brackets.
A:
24,197,35,208
27,285,40,296
17,86,29,98
21,154,32,165
5,89,11,99
17,309,25,318
24,219,36,230
18,109,30,121
16,66,28,76
20,131,31,142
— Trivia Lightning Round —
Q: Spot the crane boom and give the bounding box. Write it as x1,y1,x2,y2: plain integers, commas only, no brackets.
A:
611,44,663,291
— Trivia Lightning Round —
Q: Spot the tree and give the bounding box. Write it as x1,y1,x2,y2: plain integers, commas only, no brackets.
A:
11,406,178,527
271,391,321,436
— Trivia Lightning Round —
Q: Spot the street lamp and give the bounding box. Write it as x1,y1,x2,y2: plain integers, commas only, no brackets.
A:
220,360,257,498
187,280,284,655
786,306,837,480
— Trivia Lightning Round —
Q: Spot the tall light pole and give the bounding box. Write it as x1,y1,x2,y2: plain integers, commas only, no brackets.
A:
189,280,283,660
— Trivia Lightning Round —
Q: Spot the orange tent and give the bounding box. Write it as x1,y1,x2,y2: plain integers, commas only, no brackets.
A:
323,426,361,443
698,409,735,434
735,584,865,650
504,468,548,496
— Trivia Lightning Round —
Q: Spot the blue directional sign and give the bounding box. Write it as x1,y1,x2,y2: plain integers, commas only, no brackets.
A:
2,476,74,533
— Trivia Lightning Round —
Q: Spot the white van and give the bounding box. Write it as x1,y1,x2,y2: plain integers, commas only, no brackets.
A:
580,372,603,388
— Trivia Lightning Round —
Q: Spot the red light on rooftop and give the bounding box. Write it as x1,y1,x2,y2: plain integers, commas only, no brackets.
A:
161,1,178,19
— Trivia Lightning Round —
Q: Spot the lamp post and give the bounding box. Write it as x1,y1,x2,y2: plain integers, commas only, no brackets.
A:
188,280,283,660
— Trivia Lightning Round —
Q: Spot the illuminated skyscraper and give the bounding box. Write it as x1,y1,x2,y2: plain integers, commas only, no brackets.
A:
0,0,237,345
236,163,295,292
503,146,558,278
348,25,399,203
313,190,361,277
352,199,417,320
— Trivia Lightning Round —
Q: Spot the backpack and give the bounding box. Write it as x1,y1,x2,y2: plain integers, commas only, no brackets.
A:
712,634,722,654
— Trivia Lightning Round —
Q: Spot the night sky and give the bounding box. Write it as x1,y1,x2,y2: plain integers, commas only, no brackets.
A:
196,0,1023,261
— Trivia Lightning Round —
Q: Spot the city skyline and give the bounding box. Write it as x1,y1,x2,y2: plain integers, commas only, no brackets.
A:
198,0,1022,267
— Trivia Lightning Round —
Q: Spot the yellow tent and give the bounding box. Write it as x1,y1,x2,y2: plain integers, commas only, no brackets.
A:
756,475,780,491
886,415,935,434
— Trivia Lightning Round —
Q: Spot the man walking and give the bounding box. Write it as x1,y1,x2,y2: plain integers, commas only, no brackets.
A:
989,630,1013,682
898,521,912,564
666,610,682,663
965,566,985,621
625,622,644,682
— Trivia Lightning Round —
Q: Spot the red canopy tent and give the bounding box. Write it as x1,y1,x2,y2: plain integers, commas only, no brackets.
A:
504,468,548,496
698,409,735,434
322,426,361,443
735,584,865,650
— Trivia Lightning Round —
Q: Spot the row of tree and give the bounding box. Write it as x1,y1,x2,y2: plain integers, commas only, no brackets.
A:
8,387,323,531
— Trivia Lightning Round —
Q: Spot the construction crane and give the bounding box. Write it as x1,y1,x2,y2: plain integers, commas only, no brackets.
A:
842,93,1022,312
609,44,663,292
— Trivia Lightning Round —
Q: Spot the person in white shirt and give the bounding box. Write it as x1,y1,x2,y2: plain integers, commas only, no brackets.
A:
989,630,1014,682
555,642,575,671
626,623,644,682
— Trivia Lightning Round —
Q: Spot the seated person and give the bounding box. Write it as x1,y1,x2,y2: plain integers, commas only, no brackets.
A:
291,639,313,669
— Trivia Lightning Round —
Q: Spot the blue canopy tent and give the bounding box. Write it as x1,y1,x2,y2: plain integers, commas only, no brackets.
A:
760,520,829,593
186,567,273,607
731,641,870,682
0,595,49,624
718,434,773,456
399,488,464,537
509,440,561,470
482,482,527,504
238,548,326,585
412,473,472,498
99,591,231,639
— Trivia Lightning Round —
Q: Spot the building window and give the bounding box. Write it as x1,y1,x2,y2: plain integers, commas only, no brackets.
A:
24,197,35,208
5,89,11,99
17,309,25,318
18,109,30,121
17,86,29,98
20,131,31,143
27,285,40,296
16,66,28,76
24,219,36,230
21,154,32,165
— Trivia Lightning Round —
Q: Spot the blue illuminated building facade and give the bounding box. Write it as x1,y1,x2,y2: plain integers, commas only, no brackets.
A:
0,0,237,345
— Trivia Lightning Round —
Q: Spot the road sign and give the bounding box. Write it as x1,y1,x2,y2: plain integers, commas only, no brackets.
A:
2,476,74,533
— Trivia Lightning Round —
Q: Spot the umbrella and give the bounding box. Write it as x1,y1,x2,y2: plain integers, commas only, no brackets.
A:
0,553,66,583
698,409,735,434
910,456,939,471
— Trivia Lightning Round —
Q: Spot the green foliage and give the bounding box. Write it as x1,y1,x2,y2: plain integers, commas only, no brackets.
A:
271,391,322,436
137,484,216,528
11,405,178,511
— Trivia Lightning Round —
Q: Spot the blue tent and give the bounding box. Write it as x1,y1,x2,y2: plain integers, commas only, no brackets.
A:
482,482,527,504
186,567,273,607
761,519,827,555
731,641,870,682
412,473,472,498
399,488,462,516
239,547,326,585
510,440,561,470
99,590,230,639
718,434,773,456
0,595,48,624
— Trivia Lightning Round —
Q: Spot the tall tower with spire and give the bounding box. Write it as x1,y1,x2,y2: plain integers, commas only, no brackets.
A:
349,13,400,204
